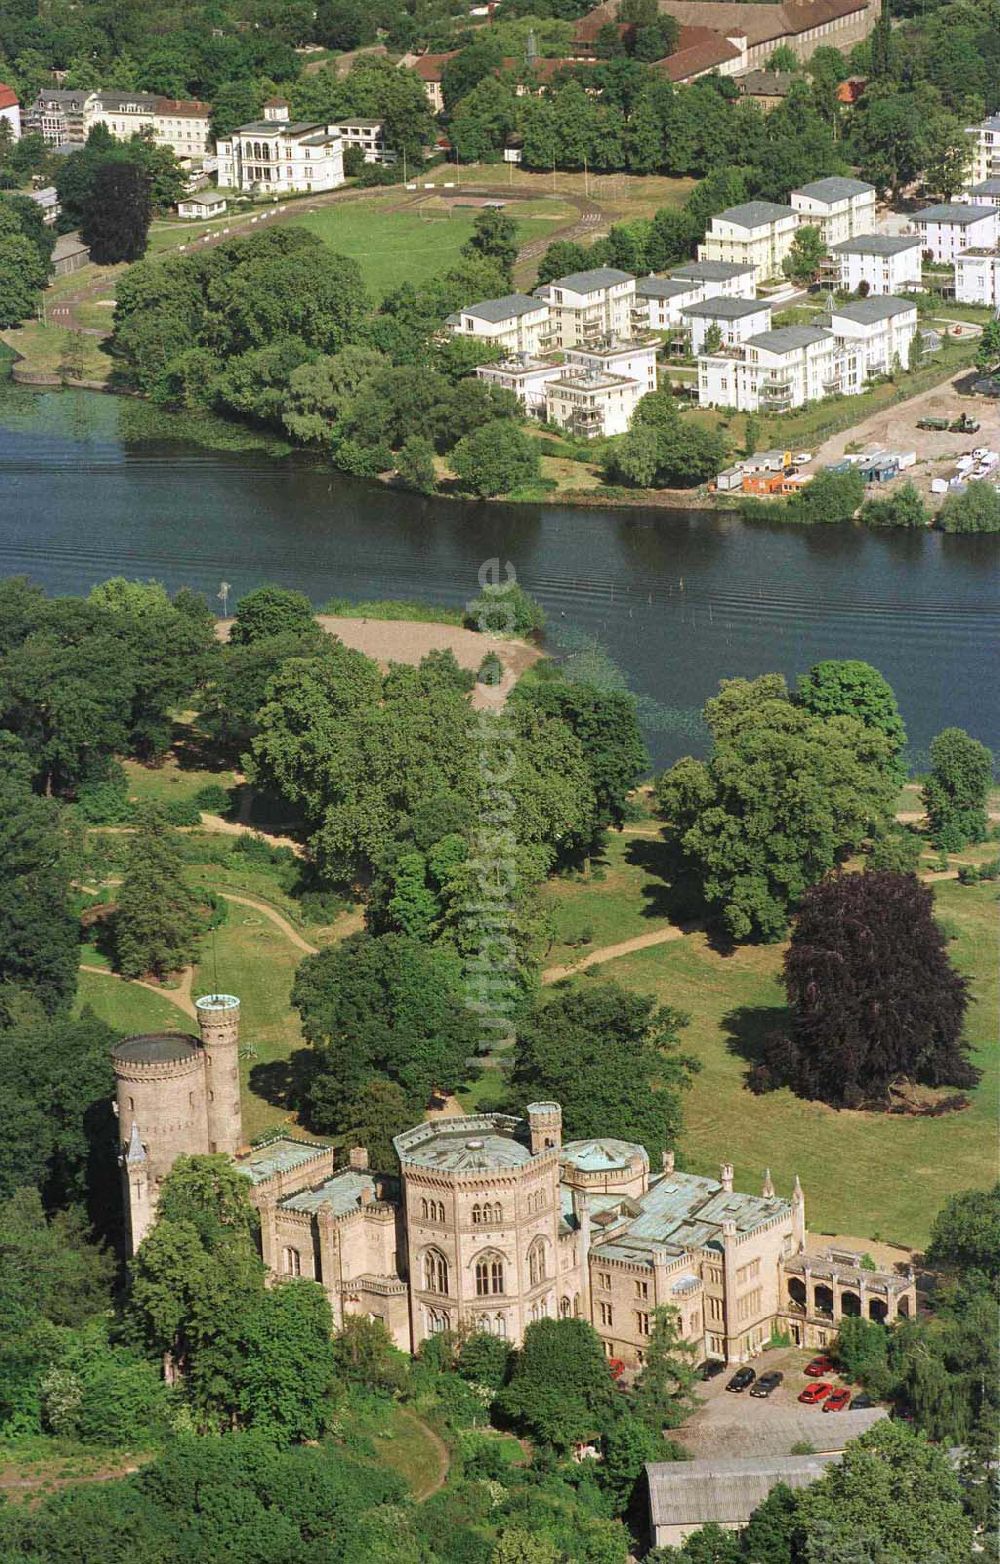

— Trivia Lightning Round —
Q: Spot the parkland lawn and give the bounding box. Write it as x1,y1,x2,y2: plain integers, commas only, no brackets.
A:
286,198,574,298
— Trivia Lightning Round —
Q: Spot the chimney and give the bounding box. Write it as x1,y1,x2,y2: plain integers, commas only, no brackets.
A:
721,1161,734,1194
762,1168,775,1198
359,1185,372,1207
349,1146,369,1170
662,1150,675,1174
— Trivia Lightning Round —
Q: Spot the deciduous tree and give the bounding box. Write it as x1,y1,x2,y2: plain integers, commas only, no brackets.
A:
922,726,994,848
112,806,205,979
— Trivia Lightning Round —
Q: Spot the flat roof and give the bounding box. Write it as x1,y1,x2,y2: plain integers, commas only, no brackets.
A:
240,1137,328,1184
917,202,1000,224
281,1168,376,1215
830,232,922,255
793,176,874,203
683,296,769,320
112,1032,199,1064
463,292,544,323
713,200,797,229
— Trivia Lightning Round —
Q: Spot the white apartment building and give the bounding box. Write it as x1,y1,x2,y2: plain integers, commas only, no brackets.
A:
697,324,856,413
913,203,999,263
681,295,772,354
564,339,657,397
960,178,1000,205
827,233,923,295
24,89,96,146
964,115,1000,186
698,201,799,283
532,268,635,348
23,88,210,157
215,101,345,195
448,294,550,357
0,83,20,140
331,119,394,165
790,176,876,246
88,91,159,141
544,367,643,437
955,249,1000,308
829,296,918,379
634,276,702,331
151,98,212,159
668,260,757,300
475,357,562,416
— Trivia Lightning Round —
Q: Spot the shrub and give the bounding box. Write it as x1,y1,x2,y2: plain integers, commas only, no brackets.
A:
161,798,202,826
192,783,232,814
76,776,133,824
464,582,545,637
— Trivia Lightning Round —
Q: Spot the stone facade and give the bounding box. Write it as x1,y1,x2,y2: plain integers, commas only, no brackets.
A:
116,1013,916,1360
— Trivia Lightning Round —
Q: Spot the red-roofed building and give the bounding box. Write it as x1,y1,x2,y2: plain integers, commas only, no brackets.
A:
0,82,20,140
404,51,460,112
652,25,747,81
836,75,866,103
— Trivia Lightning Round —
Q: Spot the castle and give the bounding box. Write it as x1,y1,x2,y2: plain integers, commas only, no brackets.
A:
114,996,916,1366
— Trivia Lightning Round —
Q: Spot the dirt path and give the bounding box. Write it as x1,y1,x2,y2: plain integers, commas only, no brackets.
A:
394,1407,451,1501
219,892,319,954
80,963,198,1018
0,1460,146,1501
542,923,686,983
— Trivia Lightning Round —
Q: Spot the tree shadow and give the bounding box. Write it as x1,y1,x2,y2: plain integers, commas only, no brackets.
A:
249,1048,318,1121
624,836,735,950
721,1004,793,1093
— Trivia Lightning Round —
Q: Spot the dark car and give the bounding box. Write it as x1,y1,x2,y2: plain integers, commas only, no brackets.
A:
726,1367,756,1393
699,1359,726,1381
750,1371,784,1399
850,1393,876,1410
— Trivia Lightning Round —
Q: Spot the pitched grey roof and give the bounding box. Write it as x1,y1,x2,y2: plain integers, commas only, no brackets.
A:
636,276,693,299
830,232,922,255
674,1407,889,1461
917,202,1000,225
968,179,1000,198
832,295,916,323
93,93,159,112
713,201,797,229
543,267,633,293
646,1454,842,1530
670,260,756,281
747,325,831,352
793,176,875,204
463,292,544,323
682,295,769,320
394,1114,532,1171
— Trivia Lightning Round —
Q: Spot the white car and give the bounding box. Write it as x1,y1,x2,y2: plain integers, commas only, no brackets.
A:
792,452,813,466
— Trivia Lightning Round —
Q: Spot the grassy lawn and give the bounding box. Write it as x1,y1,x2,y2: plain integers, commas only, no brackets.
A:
286,199,571,298
122,755,238,809
74,970,189,1034
540,830,677,963
452,166,696,222
367,1404,446,1499
0,320,111,380
568,875,996,1250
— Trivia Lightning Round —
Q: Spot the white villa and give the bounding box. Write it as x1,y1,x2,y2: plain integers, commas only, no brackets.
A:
633,262,756,331
532,267,635,348
827,233,923,295
681,295,772,354
964,114,1000,187
829,296,918,379
475,338,657,438
448,294,550,357
698,324,849,413
23,88,211,158
698,201,799,283
790,176,876,246
669,260,757,299
331,119,394,165
215,100,345,196
913,203,999,263
955,249,1000,308
544,368,644,437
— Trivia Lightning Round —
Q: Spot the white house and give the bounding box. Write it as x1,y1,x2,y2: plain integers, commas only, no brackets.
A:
698,324,854,412
668,260,757,300
830,296,919,379
448,293,550,356
88,91,159,141
544,366,643,437
564,339,657,398
959,178,1000,205
26,186,60,225
532,267,635,348
913,203,999,263
475,357,562,416
633,276,702,331
964,114,1000,187
177,190,227,219
827,233,923,295
698,201,799,283
215,100,344,196
0,83,20,140
331,119,395,165
152,98,212,159
23,89,97,146
681,295,771,353
790,176,876,246
955,249,1000,308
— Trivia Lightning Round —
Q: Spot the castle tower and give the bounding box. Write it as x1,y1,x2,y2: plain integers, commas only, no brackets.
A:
720,1160,734,1193
196,993,243,1158
112,1030,209,1254
527,1102,562,1154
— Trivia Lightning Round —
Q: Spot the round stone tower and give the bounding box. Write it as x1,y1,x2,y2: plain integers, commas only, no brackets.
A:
196,993,243,1158
112,1031,208,1253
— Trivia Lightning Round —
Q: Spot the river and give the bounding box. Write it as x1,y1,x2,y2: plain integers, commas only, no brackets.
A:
1,384,997,769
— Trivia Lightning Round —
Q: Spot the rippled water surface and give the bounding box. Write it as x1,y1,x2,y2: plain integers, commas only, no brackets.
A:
1,385,997,768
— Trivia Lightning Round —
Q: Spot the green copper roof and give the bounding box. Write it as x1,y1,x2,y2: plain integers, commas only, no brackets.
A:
240,1138,329,1184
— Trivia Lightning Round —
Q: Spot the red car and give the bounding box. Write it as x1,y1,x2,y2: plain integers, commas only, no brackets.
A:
798,1382,832,1405
823,1388,851,1412
804,1356,835,1378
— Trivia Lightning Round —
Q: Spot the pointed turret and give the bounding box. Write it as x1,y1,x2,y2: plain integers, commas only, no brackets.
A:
762,1167,774,1198
125,1119,147,1164
791,1173,806,1248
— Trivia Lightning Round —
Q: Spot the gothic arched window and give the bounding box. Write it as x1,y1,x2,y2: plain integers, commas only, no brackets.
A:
528,1237,547,1288
423,1248,449,1294
283,1246,301,1276
474,1251,505,1296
